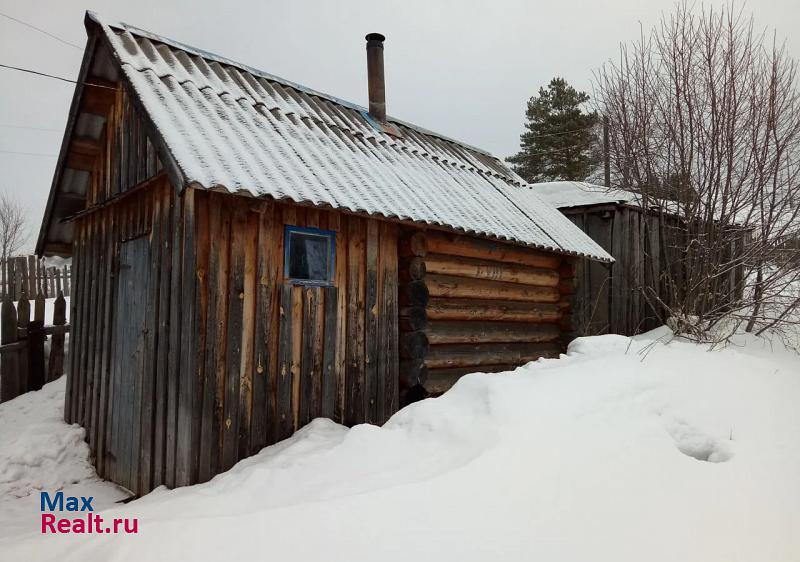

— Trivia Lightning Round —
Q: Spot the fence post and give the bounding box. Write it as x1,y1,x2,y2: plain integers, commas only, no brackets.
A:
14,257,24,301
7,259,15,300
48,292,67,382
27,255,36,299
28,319,45,392
34,292,45,323
17,293,30,394
1,297,19,402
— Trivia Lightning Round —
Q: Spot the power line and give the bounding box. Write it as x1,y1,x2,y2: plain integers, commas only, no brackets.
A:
525,125,598,139
0,149,57,157
0,124,62,133
0,63,116,90
0,11,83,50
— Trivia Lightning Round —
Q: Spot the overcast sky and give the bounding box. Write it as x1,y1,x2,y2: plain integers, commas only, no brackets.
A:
1,0,798,252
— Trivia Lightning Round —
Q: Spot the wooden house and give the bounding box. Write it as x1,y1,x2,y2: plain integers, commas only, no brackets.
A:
36,13,611,495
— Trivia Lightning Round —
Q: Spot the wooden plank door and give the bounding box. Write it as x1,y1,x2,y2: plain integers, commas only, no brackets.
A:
108,236,151,493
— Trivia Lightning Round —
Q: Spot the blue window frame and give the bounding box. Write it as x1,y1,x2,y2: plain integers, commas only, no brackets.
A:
284,225,336,285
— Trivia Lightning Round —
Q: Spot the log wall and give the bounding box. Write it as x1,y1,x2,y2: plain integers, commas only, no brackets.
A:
398,230,574,396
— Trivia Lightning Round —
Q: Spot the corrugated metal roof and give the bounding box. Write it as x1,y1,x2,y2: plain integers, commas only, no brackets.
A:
92,12,611,262
531,181,640,209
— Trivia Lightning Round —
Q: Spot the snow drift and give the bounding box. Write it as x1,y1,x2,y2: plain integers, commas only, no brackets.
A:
0,327,798,561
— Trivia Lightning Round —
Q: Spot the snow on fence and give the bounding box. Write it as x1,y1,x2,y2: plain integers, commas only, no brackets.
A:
0,293,69,403
1,255,71,301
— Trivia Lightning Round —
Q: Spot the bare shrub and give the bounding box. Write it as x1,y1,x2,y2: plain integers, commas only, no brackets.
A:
0,192,27,263
595,2,800,340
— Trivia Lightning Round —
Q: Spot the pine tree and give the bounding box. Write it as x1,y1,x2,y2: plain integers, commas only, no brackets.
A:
507,78,600,183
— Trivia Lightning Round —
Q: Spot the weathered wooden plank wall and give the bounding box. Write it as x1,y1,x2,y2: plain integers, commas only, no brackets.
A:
566,205,698,336
397,230,569,395
190,191,400,483
66,175,176,496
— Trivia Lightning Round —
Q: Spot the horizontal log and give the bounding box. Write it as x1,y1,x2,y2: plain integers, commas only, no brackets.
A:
399,232,427,257
425,231,561,269
425,298,561,323
425,364,517,394
426,274,560,303
400,332,430,359
425,342,561,369
422,321,560,344
399,359,428,388
559,278,575,295
399,307,427,331
409,254,559,287
399,281,430,306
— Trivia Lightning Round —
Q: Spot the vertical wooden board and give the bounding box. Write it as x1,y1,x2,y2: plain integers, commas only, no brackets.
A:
290,285,303,430
321,286,338,419
130,236,152,494
345,218,366,426
198,196,218,482
375,225,387,423
610,209,627,335
189,192,209,486
165,188,184,488
629,211,642,334
378,222,399,422
266,207,284,444
221,205,246,471
99,218,116,481
299,287,317,427
585,213,613,334
364,221,379,424
92,216,110,476
26,255,36,299
153,184,173,488
310,288,325,419
250,202,278,455
87,216,102,460
64,223,81,424
276,284,294,440
176,189,199,486
137,194,160,493
72,224,88,428
211,202,232,476
332,214,347,424
237,211,258,460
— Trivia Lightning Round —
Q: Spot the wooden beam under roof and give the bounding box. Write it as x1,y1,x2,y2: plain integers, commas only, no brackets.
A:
70,136,101,156
67,151,96,171
79,80,117,117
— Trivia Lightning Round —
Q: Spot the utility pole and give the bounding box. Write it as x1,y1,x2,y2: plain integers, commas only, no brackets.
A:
603,115,611,187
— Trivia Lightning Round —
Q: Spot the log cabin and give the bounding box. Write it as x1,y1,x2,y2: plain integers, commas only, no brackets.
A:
36,12,612,495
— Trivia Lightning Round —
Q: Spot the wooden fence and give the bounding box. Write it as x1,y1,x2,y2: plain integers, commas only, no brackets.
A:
0,292,69,403
1,255,71,301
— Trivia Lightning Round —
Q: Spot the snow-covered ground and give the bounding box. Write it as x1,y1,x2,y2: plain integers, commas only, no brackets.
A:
0,327,798,561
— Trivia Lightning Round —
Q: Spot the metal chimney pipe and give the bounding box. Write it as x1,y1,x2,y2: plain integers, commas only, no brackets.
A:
365,33,386,122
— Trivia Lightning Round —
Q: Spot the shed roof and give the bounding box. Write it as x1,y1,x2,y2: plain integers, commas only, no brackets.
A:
530,181,640,209
38,12,612,263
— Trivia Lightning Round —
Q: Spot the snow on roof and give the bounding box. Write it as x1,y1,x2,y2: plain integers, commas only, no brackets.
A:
531,181,640,209
90,13,611,263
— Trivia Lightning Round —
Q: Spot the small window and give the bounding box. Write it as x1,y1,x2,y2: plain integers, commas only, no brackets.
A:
284,226,335,285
